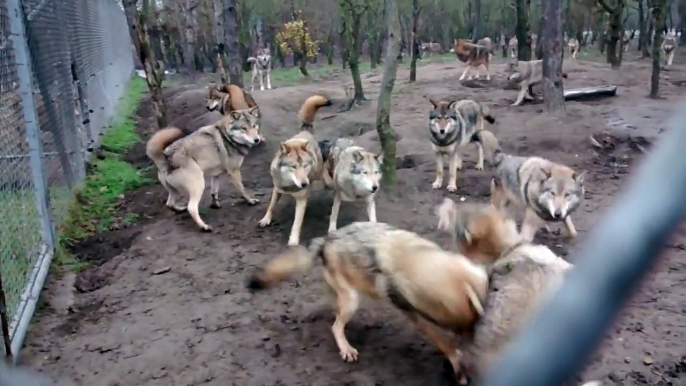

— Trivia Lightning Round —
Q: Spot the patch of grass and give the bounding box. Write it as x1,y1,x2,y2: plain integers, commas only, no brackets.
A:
59,77,149,258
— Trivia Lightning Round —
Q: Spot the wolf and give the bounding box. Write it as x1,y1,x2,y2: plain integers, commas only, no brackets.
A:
421,41,443,57
427,98,499,192
662,34,678,66
257,94,333,246
247,47,272,91
505,59,542,106
146,108,262,231
433,200,602,386
323,138,383,233
568,38,580,59
477,37,494,58
205,84,265,142
246,221,489,384
453,39,492,81
508,36,518,58
489,149,586,242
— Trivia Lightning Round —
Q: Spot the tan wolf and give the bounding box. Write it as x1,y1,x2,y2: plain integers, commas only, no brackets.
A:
258,94,333,246
146,108,262,231
246,221,489,384
420,41,443,57
568,38,580,59
427,98,499,192
247,47,273,91
508,36,518,58
662,34,678,66
205,84,265,142
323,138,383,233
489,149,586,242
505,59,542,106
434,200,602,386
453,39,492,81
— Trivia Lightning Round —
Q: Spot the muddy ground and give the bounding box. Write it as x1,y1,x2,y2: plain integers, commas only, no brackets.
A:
21,54,686,385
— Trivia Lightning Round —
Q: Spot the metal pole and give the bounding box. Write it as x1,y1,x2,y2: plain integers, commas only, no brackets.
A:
6,0,55,251
481,107,686,386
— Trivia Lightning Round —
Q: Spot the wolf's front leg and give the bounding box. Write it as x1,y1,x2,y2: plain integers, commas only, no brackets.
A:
512,86,528,106
564,215,578,239
288,196,308,246
210,176,221,208
228,169,259,205
366,195,377,222
259,73,265,91
475,142,484,170
447,152,460,192
432,154,445,189
521,208,544,242
459,66,470,81
258,188,280,228
266,72,272,90
328,195,342,233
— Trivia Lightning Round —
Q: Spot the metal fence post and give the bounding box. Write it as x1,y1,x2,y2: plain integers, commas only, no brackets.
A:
6,0,55,251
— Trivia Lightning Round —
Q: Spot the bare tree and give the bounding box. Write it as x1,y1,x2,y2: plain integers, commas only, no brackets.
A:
515,0,533,60
223,0,243,86
409,0,421,82
650,0,667,98
340,0,370,104
597,0,625,68
542,0,566,113
376,0,401,187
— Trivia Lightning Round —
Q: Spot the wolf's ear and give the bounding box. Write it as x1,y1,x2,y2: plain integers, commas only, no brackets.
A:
279,142,289,154
539,167,552,180
352,150,364,162
248,106,261,118
573,170,586,185
428,97,439,109
375,153,384,164
230,111,242,121
448,100,457,110
299,140,310,150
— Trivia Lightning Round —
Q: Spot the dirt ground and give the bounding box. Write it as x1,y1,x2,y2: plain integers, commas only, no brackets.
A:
21,54,686,385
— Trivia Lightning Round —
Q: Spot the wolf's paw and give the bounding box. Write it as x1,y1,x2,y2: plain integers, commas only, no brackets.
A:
432,180,443,190
339,346,359,363
258,217,272,228
447,184,458,193
475,163,484,171
200,224,213,233
244,197,260,206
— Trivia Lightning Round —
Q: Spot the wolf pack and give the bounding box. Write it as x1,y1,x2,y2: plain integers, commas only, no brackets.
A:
141,34,680,384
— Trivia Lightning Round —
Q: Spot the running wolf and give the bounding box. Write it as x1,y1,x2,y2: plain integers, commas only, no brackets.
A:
427,98,499,192
489,149,586,242
246,221,489,384
662,34,678,66
453,39,492,81
433,200,602,386
247,47,273,91
568,38,580,59
258,94,333,246
323,138,383,233
205,84,264,142
146,108,262,231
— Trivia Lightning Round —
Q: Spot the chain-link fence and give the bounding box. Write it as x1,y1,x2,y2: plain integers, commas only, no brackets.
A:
0,0,133,357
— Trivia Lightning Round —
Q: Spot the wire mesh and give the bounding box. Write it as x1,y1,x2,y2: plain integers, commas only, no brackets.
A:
0,0,132,336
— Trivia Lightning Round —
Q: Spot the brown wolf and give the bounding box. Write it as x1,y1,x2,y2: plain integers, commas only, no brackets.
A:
323,138,383,232
246,221,489,384
427,98,499,192
257,94,333,246
205,84,265,142
146,108,262,231
434,200,601,386
453,39,492,81
490,149,586,242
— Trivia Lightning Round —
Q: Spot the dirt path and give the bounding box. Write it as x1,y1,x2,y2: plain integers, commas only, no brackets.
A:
22,56,686,385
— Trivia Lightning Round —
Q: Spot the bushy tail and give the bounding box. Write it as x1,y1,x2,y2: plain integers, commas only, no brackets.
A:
481,105,496,124
473,130,503,166
247,57,257,64
246,238,326,291
146,127,186,173
298,94,333,131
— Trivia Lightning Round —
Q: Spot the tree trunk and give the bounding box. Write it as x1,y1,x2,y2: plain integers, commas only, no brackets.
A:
345,11,366,102
213,0,226,75
184,0,197,72
377,0,401,187
516,0,533,60
679,0,686,45
223,0,243,86
638,0,647,52
122,0,142,67
409,0,420,82
542,0,566,114
599,0,624,69
130,2,169,128
650,0,667,98
472,0,482,42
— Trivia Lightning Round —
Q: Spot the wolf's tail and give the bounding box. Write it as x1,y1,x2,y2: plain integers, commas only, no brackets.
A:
146,127,187,173
298,94,333,131
246,238,326,291
247,57,257,64
481,104,496,124
472,130,503,166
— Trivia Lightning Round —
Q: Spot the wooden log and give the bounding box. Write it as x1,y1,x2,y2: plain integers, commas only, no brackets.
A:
564,85,618,101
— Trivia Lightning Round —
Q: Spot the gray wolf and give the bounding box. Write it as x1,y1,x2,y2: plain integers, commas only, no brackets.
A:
489,149,586,242
246,221,489,384
453,39,492,81
146,108,262,231
257,94,333,246
434,200,601,386
477,37,494,58
421,41,443,57
506,59,569,106
323,138,383,233
247,47,273,91
205,84,265,142
662,34,678,66
427,98,499,192
508,36,518,58
568,38,580,59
